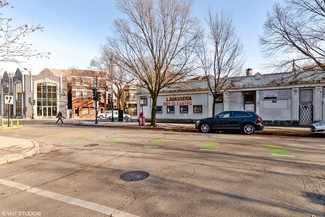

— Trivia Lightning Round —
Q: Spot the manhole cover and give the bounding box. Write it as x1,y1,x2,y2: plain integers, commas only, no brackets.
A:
120,171,150,182
84,144,99,147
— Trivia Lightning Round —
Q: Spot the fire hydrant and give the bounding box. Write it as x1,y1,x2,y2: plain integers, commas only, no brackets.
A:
138,112,146,126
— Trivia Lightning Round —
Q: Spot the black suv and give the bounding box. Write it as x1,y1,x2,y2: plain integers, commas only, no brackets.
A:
195,111,264,135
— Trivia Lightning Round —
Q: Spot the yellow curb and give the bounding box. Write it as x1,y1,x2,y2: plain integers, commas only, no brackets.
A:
0,126,23,130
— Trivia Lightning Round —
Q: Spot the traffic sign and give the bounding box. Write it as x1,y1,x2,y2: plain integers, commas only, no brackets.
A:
5,95,13,105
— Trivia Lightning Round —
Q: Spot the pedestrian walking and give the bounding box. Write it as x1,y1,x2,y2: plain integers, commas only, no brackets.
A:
56,111,63,123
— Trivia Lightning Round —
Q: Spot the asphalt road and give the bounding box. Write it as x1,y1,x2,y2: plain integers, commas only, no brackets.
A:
0,124,324,217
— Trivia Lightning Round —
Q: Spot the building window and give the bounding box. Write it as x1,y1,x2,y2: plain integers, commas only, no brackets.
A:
36,82,57,117
180,105,188,114
82,91,88,99
215,94,223,103
156,106,163,114
76,91,81,98
193,105,202,113
76,77,82,85
167,106,175,113
15,83,23,116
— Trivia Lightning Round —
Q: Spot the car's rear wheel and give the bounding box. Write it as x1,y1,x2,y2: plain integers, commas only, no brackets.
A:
242,124,255,135
98,115,104,119
124,116,129,122
199,123,211,133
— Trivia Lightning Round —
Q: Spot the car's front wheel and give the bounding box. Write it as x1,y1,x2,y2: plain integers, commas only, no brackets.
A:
124,116,129,122
98,115,104,119
199,123,211,133
242,124,255,135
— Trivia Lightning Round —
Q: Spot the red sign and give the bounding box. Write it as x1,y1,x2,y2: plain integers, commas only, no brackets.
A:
163,101,192,106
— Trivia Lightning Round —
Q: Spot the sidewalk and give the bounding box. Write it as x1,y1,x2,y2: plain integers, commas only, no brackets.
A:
71,119,314,137
0,136,39,165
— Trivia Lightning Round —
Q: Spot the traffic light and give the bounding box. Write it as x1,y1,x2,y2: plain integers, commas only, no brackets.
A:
92,88,97,100
96,91,102,100
107,94,112,104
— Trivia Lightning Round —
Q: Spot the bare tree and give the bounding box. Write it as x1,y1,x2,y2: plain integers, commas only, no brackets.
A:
0,1,49,65
196,12,245,116
90,45,135,110
107,0,200,126
260,0,325,72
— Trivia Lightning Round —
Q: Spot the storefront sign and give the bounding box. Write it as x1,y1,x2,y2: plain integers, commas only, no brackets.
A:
163,96,192,106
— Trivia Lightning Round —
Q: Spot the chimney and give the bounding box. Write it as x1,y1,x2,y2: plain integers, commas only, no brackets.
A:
246,68,253,76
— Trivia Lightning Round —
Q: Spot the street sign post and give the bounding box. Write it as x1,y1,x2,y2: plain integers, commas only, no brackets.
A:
5,95,13,127
5,95,13,105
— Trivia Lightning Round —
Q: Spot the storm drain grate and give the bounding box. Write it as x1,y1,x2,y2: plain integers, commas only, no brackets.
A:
84,144,99,147
120,171,150,182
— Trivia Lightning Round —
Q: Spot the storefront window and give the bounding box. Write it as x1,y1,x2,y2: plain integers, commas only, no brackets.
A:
156,106,163,114
180,105,188,113
193,105,202,113
167,106,175,113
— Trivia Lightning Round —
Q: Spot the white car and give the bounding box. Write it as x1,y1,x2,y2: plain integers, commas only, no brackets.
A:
97,110,131,121
310,121,325,134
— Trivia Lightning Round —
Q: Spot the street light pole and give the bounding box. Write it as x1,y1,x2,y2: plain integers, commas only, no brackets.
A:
95,76,98,125
109,56,114,122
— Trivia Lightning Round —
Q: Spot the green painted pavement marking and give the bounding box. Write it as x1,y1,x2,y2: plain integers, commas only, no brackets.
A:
105,138,124,145
68,137,87,144
147,140,166,148
265,145,293,157
200,142,218,151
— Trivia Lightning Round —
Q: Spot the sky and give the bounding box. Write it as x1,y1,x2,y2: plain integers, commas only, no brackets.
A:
1,0,279,75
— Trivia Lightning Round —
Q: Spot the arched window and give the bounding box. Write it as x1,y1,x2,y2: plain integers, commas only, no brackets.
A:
15,82,23,116
36,82,57,117
2,83,9,116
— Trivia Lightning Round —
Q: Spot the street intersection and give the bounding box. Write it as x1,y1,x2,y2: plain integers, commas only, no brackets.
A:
0,123,324,217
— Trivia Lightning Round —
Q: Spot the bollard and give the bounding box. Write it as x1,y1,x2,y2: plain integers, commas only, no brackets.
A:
17,120,19,126
1,119,3,126
10,120,13,127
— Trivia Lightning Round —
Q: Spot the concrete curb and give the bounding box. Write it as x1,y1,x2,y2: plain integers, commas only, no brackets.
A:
0,140,40,165
70,121,320,137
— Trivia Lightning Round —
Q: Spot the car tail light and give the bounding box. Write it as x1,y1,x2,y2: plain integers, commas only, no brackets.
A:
257,117,263,122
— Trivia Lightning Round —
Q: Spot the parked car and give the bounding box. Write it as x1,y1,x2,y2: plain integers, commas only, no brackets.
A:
195,111,264,135
97,110,131,121
310,121,325,134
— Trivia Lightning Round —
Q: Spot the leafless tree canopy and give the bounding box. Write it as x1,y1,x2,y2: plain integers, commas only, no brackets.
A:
0,1,49,65
197,12,245,116
108,0,200,126
260,0,325,72
90,45,135,109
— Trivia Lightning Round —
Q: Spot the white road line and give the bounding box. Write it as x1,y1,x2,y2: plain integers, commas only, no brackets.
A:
0,179,140,217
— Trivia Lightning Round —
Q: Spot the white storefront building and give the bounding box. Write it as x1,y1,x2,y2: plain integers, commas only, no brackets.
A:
137,70,325,125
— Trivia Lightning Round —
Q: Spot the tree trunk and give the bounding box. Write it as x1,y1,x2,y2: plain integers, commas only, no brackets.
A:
212,95,216,117
150,94,158,127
